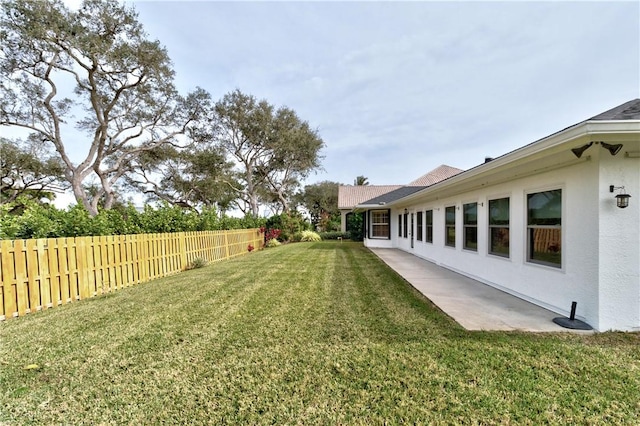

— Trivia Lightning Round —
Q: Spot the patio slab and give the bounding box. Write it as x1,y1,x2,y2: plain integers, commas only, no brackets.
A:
369,248,594,333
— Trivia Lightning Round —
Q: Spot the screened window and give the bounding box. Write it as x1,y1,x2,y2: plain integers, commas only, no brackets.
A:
425,210,433,243
488,198,510,257
445,206,456,247
416,211,423,241
398,215,402,237
370,210,390,238
527,189,561,267
403,212,408,238
463,203,477,251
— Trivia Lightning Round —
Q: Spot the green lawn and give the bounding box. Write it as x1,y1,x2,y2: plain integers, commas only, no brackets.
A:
1,242,639,424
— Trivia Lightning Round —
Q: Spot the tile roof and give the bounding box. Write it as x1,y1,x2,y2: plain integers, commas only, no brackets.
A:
338,185,402,209
407,164,464,186
339,165,463,210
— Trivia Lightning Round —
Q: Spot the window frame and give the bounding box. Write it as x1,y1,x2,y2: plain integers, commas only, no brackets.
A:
445,206,456,247
416,211,423,241
403,212,408,238
369,209,390,239
425,210,433,243
398,214,402,237
488,197,510,258
526,189,562,268
463,202,478,252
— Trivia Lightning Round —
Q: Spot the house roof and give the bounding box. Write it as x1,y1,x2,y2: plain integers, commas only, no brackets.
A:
360,186,428,206
338,164,463,210
588,98,640,120
407,164,464,186
338,185,402,209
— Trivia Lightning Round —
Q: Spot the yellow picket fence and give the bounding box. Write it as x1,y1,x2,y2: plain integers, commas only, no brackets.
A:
0,229,264,320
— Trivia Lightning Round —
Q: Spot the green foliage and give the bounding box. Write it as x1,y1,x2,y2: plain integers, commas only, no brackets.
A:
299,230,322,242
215,90,324,215
265,238,281,248
296,181,341,231
185,258,207,270
354,175,369,186
318,231,350,241
265,211,310,242
0,137,66,206
347,212,365,241
0,201,266,240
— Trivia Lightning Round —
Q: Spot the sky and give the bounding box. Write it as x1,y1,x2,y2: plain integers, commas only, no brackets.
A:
123,0,639,188
11,0,640,209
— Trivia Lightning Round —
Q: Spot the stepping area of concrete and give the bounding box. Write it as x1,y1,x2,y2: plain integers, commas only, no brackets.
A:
369,248,594,333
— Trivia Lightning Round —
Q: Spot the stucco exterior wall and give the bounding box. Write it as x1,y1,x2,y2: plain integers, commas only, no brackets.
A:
597,152,640,331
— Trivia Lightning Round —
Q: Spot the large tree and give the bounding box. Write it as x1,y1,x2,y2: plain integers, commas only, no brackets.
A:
0,136,66,206
296,180,340,230
214,90,324,216
127,142,239,212
259,107,324,213
0,0,210,216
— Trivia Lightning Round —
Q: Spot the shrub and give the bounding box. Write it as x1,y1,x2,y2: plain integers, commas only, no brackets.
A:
265,238,281,248
186,257,207,270
346,212,364,241
0,201,267,239
265,212,311,242
300,230,321,242
319,231,350,240
264,228,282,243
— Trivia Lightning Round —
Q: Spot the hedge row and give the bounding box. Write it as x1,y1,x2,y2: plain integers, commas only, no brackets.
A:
0,202,267,240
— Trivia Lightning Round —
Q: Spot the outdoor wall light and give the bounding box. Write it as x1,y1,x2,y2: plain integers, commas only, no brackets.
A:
404,208,408,214
571,142,593,158
610,185,631,208
601,142,623,156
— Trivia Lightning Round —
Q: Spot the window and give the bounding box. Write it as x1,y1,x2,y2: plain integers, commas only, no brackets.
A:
425,210,433,243
403,212,408,238
527,189,561,268
489,198,509,257
398,215,402,237
463,203,478,251
445,206,456,247
370,210,390,238
416,211,423,241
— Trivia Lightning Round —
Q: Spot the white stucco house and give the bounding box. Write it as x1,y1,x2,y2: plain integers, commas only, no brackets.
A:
355,99,640,332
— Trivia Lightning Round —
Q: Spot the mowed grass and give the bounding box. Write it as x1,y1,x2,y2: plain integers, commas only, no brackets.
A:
1,242,639,424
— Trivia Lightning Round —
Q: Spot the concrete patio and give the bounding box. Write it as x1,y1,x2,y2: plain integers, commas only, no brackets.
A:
369,248,595,333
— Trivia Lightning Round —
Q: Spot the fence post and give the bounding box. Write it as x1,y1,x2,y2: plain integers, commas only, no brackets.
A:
36,239,52,310
1,240,17,318
179,232,188,270
224,231,230,259
25,239,40,312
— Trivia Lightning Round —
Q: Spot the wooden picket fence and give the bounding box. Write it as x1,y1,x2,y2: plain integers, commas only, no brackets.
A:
0,229,264,320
